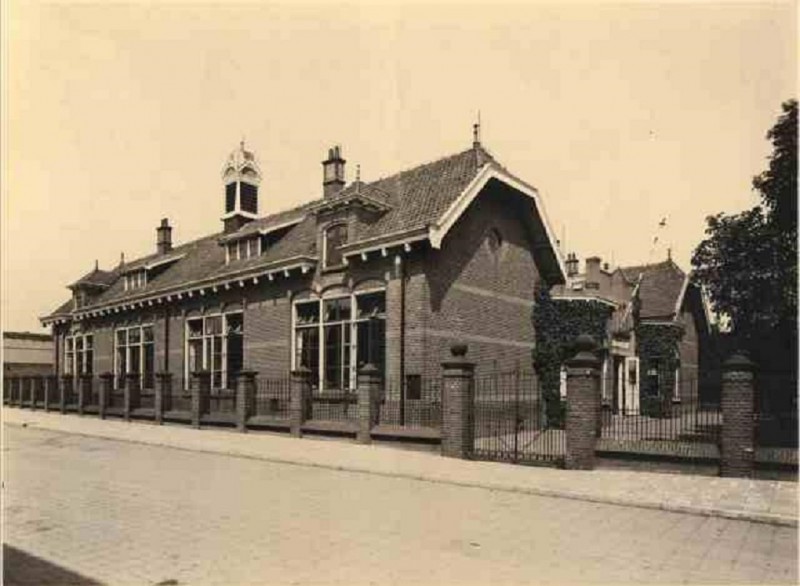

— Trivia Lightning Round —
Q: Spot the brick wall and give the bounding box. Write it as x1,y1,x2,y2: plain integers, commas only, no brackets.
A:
417,188,539,375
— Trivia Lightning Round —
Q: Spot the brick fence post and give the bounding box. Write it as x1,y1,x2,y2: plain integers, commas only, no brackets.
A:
14,377,23,406
60,375,72,413
565,334,601,470
191,371,211,429
441,344,475,459
357,364,382,444
236,371,257,432
155,372,172,425
290,367,311,438
124,373,141,422
79,374,92,416
721,353,755,478
99,372,113,419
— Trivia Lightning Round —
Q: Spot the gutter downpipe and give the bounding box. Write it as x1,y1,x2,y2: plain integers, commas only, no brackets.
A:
397,254,406,426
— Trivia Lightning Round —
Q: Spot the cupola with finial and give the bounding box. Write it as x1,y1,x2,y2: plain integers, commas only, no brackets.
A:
221,140,262,233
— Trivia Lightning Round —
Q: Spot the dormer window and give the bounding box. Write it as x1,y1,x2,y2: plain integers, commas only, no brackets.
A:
323,223,348,269
125,270,147,291
227,236,261,263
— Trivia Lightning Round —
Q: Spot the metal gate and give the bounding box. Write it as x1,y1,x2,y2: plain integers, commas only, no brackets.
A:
470,371,565,466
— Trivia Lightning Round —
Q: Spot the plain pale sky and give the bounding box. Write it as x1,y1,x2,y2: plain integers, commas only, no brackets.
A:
2,1,797,333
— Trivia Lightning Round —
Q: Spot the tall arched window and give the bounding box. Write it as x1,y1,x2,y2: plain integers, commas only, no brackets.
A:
324,223,348,268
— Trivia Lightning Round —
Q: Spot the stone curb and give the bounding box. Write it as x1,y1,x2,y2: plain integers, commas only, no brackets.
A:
4,415,797,529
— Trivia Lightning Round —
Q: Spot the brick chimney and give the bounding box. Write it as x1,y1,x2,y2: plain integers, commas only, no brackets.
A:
585,256,601,290
565,253,579,277
322,145,346,198
156,218,172,255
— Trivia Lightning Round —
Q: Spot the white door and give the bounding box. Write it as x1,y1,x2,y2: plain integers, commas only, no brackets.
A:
624,357,640,415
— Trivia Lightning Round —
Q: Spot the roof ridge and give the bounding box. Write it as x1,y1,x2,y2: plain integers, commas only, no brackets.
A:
365,146,487,190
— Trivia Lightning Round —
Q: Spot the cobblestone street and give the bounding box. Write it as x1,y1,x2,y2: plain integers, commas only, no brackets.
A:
3,425,797,585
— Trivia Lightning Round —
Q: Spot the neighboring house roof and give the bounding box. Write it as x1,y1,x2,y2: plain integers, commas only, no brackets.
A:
3,331,53,342
42,144,564,323
621,259,689,320
68,268,118,290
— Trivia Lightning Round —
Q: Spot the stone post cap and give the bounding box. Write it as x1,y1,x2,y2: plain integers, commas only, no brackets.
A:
124,372,140,379
357,363,381,376
236,370,259,379
99,372,115,379
191,370,211,378
291,366,312,378
566,334,600,369
155,372,174,379
723,352,755,372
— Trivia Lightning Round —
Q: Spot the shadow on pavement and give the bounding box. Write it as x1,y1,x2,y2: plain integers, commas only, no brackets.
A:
3,544,103,585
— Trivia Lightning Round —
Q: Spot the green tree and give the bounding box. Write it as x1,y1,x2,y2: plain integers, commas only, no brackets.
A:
691,100,797,380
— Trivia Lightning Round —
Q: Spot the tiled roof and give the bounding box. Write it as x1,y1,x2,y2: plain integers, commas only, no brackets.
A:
69,268,118,289
42,145,494,320
621,260,687,320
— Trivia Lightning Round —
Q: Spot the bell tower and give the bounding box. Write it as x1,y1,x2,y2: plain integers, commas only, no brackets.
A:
222,140,261,233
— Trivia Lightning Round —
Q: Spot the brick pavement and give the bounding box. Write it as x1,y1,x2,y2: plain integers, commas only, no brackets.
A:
3,408,797,527
3,424,798,585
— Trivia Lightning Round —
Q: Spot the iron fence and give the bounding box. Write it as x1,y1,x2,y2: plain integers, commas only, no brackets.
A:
253,377,291,418
471,371,564,465
208,389,237,415
309,391,358,424
165,378,192,413
377,378,443,429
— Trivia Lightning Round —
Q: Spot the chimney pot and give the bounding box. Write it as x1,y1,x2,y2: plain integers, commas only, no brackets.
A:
322,145,346,198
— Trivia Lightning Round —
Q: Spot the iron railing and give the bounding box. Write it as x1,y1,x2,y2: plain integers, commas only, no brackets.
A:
253,377,291,419
378,378,443,429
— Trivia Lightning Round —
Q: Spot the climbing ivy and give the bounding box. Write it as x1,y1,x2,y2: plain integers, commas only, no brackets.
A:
533,285,613,427
636,323,684,417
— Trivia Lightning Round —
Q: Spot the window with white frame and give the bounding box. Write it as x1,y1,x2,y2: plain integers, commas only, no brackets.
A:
64,333,93,377
125,270,147,291
323,224,348,268
293,291,386,392
185,312,243,390
227,237,260,263
115,325,155,389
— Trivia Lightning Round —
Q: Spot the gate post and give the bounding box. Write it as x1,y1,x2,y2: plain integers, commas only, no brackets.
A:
191,371,211,429
99,372,114,420
290,367,311,438
565,334,601,470
441,344,475,459
721,353,755,478
357,364,382,444
21,376,31,408
155,372,172,425
236,371,257,432
60,375,72,413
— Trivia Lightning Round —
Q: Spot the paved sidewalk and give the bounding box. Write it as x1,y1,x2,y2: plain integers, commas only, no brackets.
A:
4,408,797,527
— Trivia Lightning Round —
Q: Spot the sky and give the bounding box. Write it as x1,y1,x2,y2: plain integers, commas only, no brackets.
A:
2,1,797,333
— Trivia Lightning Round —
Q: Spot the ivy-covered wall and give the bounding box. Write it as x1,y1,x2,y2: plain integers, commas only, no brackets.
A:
533,286,613,426
636,323,684,416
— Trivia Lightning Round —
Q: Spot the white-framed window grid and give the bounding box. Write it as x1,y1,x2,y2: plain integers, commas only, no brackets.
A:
124,270,147,291
184,311,244,390
64,333,94,377
292,289,386,393
114,324,155,389
226,237,260,263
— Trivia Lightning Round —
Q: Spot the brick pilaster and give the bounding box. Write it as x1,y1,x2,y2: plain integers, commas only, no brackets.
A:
191,371,211,429
565,334,601,470
236,371,257,432
155,372,172,425
29,377,40,411
721,353,755,478
357,364,383,444
441,344,475,459
21,376,31,407
99,372,114,419
79,374,92,415
290,367,311,438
